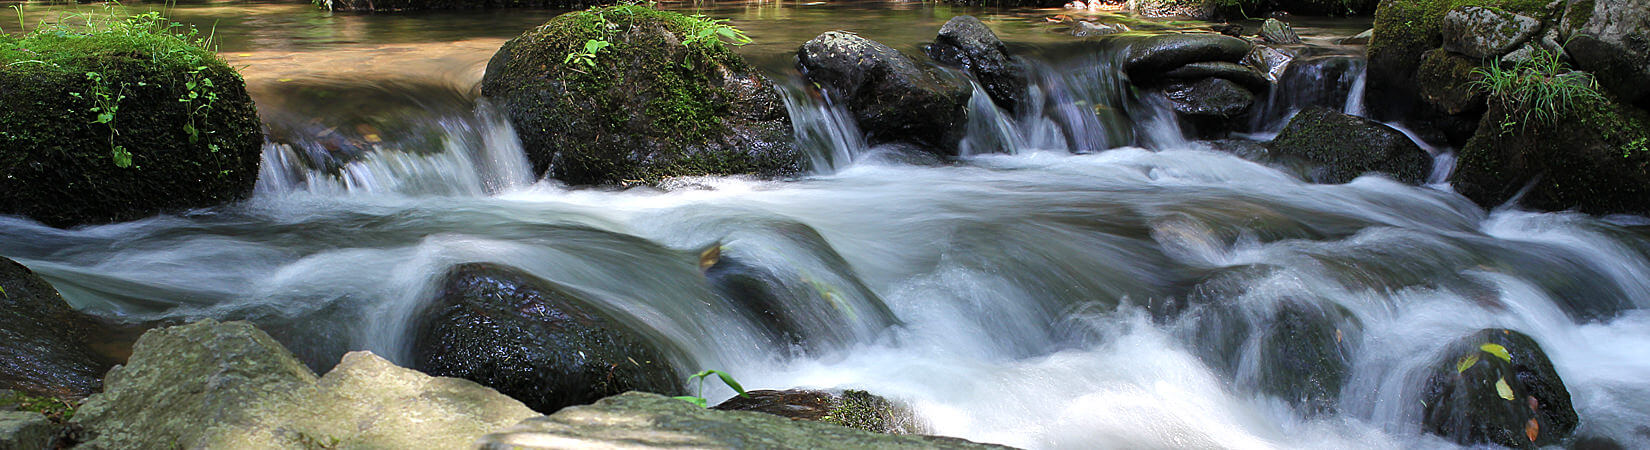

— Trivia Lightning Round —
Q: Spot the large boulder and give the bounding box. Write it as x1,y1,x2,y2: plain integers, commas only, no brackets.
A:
713,389,929,435
799,31,971,154
1122,33,1253,80
0,19,263,228
926,16,1028,113
1416,49,1487,115
74,320,538,448
1560,0,1650,107
1267,107,1431,183
480,6,800,185
0,257,117,400
480,391,1009,449
1453,95,1650,214
1440,7,1542,60
1421,329,1578,447
1365,0,1551,125
409,263,683,413
0,410,56,450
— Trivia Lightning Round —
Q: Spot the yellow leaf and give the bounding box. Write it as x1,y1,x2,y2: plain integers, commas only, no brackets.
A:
698,245,721,272
1481,343,1512,362
1496,378,1514,401
363,134,382,143
1457,354,1480,373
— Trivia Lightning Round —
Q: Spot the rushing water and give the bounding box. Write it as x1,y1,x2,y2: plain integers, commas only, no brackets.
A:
5,1,1650,448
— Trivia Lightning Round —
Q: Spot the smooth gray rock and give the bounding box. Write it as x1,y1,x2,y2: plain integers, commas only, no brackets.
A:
1561,0,1650,105
1260,19,1302,45
0,411,55,450
1245,44,1297,82
479,391,1010,449
800,31,971,154
1441,7,1542,59
1340,28,1373,45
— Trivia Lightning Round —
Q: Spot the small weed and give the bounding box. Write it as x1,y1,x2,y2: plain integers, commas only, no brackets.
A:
672,369,749,408
1470,48,1606,129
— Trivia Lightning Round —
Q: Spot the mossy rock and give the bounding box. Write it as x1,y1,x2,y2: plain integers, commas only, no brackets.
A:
1366,0,1552,118
711,389,929,435
1416,49,1487,114
318,0,603,12
1454,95,1650,214
1421,329,1577,447
480,6,800,185
1266,107,1431,183
0,22,263,228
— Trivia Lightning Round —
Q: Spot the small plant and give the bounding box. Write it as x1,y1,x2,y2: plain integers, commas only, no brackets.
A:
0,391,78,423
672,369,749,408
563,38,611,69
556,3,750,70
1470,48,1606,129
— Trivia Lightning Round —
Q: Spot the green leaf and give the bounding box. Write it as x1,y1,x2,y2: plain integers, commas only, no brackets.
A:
672,396,709,408
112,146,132,168
1480,343,1511,362
1456,354,1480,374
1495,378,1514,401
711,370,748,397
95,112,114,124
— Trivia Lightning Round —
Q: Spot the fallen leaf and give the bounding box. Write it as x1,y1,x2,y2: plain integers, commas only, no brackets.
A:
363,134,382,143
1481,343,1511,362
1525,418,1539,442
698,245,721,272
1496,378,1514,401
1457,354,1480,373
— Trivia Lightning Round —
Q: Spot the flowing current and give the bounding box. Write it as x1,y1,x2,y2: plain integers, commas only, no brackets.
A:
4,7,1650,449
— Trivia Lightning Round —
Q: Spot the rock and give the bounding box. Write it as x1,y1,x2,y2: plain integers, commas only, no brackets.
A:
1245,44,1297,82
1560,0,1650,106
1266,55,1366,118
480,391,1009,449
1417,49,1487,115
409,263,682,413
1071,20,1127,37
318,0,600,12
74,320,538,448
1162,61,1271,91
1130,0,1218,20
1441,7,1542,59
0,20,263,228
799,31,970,154
1261,19,1302,45
1421,329,1578,447
1267,107,1431,184
1123,33,1254,79
1340,28,1374,45
0,256,117,400
927,16,1029,113
1454,95,1650,215
1275,0,1378,16
1158,78,1257,119
1365,0,1549,122
480,6,800,185
713,389,929,435
0,411,55,450
1252,303,1356,416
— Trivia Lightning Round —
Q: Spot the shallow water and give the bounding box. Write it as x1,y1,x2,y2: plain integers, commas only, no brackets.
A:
6,1,1650,448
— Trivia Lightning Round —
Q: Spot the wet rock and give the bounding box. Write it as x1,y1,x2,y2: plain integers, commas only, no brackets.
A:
1267,107,1430,184
1441,7,1542,59
1130,0,1218,20
481,392,1007,449
713,389,929,435
1340,28,1373,45
1163,61,1270,91
927,15,1028,113
409,263,682,413
1123,33,1254,79
1417,49,1487,115
1159,78,1256,119
1245,44,1297,82
481,7,800,185
800,31,971,154
1253,303,1356,416
0,410,55,450
1560,0,1650,106
1421,329,1578,447
1260,19,1302,45
1071,20,1127,37
319,0,601,12
1263,55,1366,121
1454,95,1650,215
0,256,117,401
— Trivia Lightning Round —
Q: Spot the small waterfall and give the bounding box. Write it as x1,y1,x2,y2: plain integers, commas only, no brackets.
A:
959,79,1025,156
778,83,867,174
1251,54,1369,132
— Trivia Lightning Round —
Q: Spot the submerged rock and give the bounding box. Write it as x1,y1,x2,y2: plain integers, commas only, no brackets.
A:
1454,96,1650,215
480,391,1007,449
409,263,683,413
713,389,929,435
480,6,800,185
927,15,1029,113
1421,329,1578,447
0,257,117,401
1267,107,1430,184
0,21,263,227
799,31,970,155
1253,303,1356,416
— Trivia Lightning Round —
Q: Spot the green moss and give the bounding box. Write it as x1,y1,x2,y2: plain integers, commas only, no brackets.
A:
1565,0,1594,30
1369,0,1549,75
0,390,78,423
1457,93,1650,214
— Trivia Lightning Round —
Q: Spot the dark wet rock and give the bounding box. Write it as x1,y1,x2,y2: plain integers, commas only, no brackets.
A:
800,31,971,155
1560,0,1650,106
713,389,929,435
1417,49,1486,115
1201,138,1272,162
1123,33,1254,80
1245,44,1298,82
927,15,1029,113
1253,303,1356,416
0,25,263,228
409,263,683,413
1158,78,1257,119
319,0,603,12
0,257,117,401
1421,329,1578,447
481,7,800,185
1162,61,1270,91
1267,107,1430,184
1260,19,1302,45
1454,95,1650,215
1255,55,1366,126
1441,6,1542,59
482,392,1007,449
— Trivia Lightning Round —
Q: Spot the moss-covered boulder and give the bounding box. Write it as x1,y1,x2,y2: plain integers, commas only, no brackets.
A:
1454,95,1650,214
408,263,683,413
317,0,601,12
713,389,929,435
1416,49,1487,115
1420,329,1577,447
1267,107,1432,183
1559,0,1650,109
480,6,799,185
1365,0,1552,122
0,257,118,401
0,17,263,228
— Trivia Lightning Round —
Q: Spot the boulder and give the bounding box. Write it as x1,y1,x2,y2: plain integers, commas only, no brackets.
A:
926,16,1029,113
1416,49,1487,115
1252,303,1356,416
1162,61,1270,91
0,256,117,400
318,0,600,12
0,411,55,450
409,263,683,413
480,6,800,185
1454,95,1650,215
74,320,538,448
0,19,263,227
1365,0,1549,123
480,391,1009,449
1441,7,1542,59
713,389,929,435
1267,107,1431,184
1260,19,1302,45
1560,0,1650,107
1158,78,1257,119
1245,44,1298,82
1421,329,1578,447
1123,33,1254,79
1129,0,1218,20
799,31,971,154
